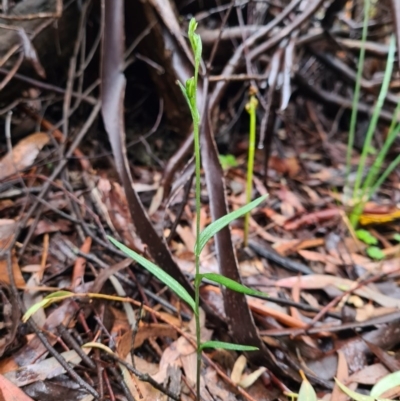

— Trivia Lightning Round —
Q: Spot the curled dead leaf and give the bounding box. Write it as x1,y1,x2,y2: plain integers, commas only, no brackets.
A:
0,133,49,180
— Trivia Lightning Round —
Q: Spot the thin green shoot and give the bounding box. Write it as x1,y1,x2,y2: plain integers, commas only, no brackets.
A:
244,88,258,247
179,19,266,400
349,35,397,226
178,18,203,397
345,0,371,194
25,18,268,401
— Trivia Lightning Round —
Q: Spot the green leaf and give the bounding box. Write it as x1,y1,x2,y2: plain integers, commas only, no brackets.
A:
22,300,48,322
393,233,400,242
196,194,267,255
177,80,191,109
44,290,74,299
200,340,258,352
22,291,75,322
199,273,268,298
334,378,392,401
356,229,378,245
188,18,198,43
193,34,202,66
188,18,202,65
185,77,196,103
219,154,238,170
371,371,400,398
298,378,317,401
107,236,196,312
366,246,385,260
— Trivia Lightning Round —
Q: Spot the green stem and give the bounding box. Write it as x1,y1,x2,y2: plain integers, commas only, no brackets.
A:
193,110,202,401
349,124,400,227
353,35,395,203
345,0,370,197
244,94,258,247
190,22,202,401
194,274,201,399
368,152,400,199
349,35,396,227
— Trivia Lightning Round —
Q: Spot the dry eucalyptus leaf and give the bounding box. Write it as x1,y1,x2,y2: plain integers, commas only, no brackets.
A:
0,133,49,180
231,355,247,384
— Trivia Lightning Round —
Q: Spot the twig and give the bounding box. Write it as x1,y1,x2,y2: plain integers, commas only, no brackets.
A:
248,240,313,274
105,354,180,401
58,324,96,369
0,102,101,258
5,251,99,398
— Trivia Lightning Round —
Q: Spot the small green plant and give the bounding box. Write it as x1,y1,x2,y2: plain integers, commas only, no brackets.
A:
23,18,268,401
345,2,400,227
356,229,386,260
112,19,268,400
219,153,238,170
355,229,378,245
244,87,258,247
366,246,385,260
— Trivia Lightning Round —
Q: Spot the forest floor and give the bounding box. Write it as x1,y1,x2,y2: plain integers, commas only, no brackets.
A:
0,0,400,400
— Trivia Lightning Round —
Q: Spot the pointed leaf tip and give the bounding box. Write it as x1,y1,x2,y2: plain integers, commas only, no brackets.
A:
200,273,268,298
196,194,267,255
200,340,259,352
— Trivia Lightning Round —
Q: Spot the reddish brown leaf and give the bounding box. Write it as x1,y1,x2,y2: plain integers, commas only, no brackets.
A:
0,374,35,401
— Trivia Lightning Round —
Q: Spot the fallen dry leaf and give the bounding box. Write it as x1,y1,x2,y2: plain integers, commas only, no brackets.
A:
0,133,49,180
330,350,349,401
276,275,400,308
134,323,178,349
348,363,390,385
231,355,247,384
3,350,86,388
0,253,25,288
0,373,35,401
0,220,25,288
239,366,267,389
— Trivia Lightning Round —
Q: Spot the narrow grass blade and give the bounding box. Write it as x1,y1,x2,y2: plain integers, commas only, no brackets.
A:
200,340,258,352
368,152,400,199
199,273,268,297
196,194,267,254
371,371,400,398
353,35,396,199
108,236,196,312
359,36,397,195
345,0,370,193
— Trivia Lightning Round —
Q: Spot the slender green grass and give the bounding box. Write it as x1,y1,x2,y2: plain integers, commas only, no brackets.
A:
345,0,371,195
348,35,398,226
178,19,266,400
344,0,400,228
